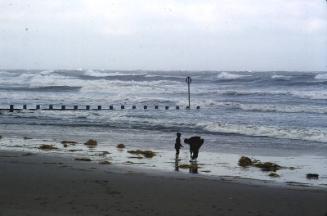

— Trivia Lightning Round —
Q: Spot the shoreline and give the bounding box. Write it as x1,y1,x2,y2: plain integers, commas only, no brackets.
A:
1,150,327,215
1,133,327,187
1,149,326,191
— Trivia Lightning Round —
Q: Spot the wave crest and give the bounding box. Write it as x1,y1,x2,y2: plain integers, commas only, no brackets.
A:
271,75,292,80
217,72,250,80
198,122,327,143
314,73,327,80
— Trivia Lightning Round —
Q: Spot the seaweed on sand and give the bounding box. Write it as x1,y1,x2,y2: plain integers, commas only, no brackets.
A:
178,164,200,169
75,157,92,161
99,160,111,165
61,140,78,145
268,172,280,178
238,156,252,167
124,161,145,165
128,156,143,159
84,139,97,147
238,156,281,172
98,151,111,156
127,150,156,158
254,162,281,172
178,164,191,169
38,144,58,150
116,144,125,149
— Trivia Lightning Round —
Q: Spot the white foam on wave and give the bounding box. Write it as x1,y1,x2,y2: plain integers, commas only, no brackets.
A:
290,90,327,100
314,73,327,80
84,70,126,77
144,74,184,79
0,70,184,97
0,71,17,77
217,72,250,80
28,73,79,87
228,103,327,114
39,70,54,75
198,122,327,143
0,72,33,85
271,75,292,80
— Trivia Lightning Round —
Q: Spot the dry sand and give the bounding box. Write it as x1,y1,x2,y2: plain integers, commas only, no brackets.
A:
0,150,326,216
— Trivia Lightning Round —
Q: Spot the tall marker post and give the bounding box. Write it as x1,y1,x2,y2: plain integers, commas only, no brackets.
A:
186,76,192,109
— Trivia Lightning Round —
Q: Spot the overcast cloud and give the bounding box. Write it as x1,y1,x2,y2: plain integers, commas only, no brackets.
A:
0,0,326,71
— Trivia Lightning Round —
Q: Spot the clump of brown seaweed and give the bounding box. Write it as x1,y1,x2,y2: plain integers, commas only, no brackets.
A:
254,162,281,172
238,156,252,167
116,144,126,149
38,144,58,151
238,156,281,172
99,160,111,165
268,172,280,178
178,163,200,169
84,139,97,147
75,157,92,161
61,141,78,147
127,150,156,158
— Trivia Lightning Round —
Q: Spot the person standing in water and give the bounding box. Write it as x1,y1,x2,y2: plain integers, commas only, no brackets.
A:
184,136,204,161
175,132,183,156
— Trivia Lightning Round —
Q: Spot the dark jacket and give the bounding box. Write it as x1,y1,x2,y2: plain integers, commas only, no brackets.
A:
184,136,204,151
175,137,182,149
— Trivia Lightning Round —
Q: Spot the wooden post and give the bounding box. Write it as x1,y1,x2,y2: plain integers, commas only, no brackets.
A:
109,105,114,110
74,105,78,110
144,105,147,110
155,105,159,109
23,104,27,110
9,105,14,112
196,106,200,110
49,105,53,110
86,105,90,110
132,105,136,109
121,105,124,110
176,106,179,110
165,106,169,110
98,105,102,110
185,76,192,109
61,105,66,110
36,105,40,110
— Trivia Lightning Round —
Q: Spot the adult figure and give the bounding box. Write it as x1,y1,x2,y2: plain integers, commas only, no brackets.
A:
184,136,204,161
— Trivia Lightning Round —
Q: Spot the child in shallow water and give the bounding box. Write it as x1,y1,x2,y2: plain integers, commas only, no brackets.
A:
175,132,183,156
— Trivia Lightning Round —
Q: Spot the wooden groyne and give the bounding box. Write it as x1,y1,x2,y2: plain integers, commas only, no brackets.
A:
1,104,201,112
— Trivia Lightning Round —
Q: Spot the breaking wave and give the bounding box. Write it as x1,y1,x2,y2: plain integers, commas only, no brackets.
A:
217,102,327,114
198,122,327,143
271,75,292,80
217,72,250,80
314,73,327,80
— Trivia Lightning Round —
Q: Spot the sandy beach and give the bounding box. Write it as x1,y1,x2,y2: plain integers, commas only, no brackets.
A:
0,150,326,216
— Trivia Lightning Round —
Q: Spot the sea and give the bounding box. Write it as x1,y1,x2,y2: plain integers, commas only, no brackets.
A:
0,69,327,187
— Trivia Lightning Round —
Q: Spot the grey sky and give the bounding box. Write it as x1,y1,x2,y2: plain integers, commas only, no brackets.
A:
0,0,326,71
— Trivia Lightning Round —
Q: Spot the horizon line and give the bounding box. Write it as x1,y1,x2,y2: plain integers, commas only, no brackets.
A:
1,68,327,73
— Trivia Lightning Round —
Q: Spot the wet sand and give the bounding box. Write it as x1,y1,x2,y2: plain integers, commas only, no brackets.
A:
0,150,326,216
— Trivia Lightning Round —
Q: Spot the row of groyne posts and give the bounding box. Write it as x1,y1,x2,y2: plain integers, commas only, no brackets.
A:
3,104,201,112
2,76,199,112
